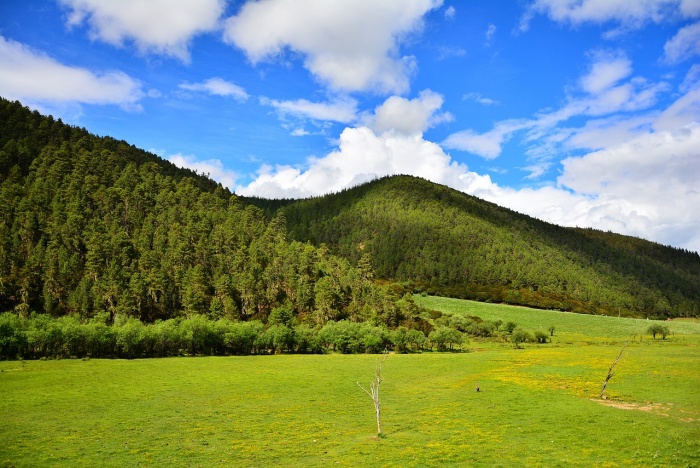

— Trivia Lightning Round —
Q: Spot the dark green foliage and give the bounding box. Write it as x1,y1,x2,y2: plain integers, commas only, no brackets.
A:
503,321,518,334
0,312,422,358
244,175,700,319
0,98,394,326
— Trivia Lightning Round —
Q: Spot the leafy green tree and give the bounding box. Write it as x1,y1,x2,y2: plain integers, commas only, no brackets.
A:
647,324,670,339
428,326,462,351
503,321,518,334
534,330,549,343
511,327,533,348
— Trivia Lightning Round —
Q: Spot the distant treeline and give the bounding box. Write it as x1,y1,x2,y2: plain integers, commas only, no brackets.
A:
0,308,548,360
245,176,700,319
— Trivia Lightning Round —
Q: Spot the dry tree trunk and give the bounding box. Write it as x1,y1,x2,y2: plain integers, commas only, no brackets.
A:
357,348,389,436
600,343,627,399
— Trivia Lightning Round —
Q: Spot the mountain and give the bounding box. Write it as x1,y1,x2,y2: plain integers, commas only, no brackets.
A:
0,97,401,326
243,175,700,318
3,96,697,322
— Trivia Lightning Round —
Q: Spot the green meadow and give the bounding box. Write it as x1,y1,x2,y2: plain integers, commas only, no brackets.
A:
416,295,700,340
2,298,699,467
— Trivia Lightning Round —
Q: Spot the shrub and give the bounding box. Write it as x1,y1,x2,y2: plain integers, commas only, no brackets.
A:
647,324,671,339
224,321,264,354
406,329,427,350
503,321,518,334
511,327,534,348
428,326,463,351
534,330,549,343
293,324,321,353
427,309,443,320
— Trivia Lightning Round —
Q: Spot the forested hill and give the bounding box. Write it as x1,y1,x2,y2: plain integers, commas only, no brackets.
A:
0,98,401,326
243,175,700,318
0,100,225,195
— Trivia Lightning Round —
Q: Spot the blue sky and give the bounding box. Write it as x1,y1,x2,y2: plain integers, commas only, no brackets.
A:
1,0,699,252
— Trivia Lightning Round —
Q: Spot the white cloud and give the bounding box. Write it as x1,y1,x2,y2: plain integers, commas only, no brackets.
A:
223,0,443,93
179,78,249,101
167,154,238,189
0,36,142,109
554,124,700,250
260,96,358,123
364,90,452,135
463,92,500,106
444,5,456,20
442,120,528,159
444,51,667,159
435,46,467,60
520,0,700,34
236,126,489,199
563,114,655,151
60,0,225,62
485,24,497,45
521,163,551,180
580,52,632,94
237,114,700,252
663,21,700,63
680,63,700,91
237,123,700,252
654,86,700,130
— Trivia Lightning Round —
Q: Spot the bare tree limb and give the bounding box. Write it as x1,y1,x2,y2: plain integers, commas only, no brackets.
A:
357,348,389,436
600,343,628,399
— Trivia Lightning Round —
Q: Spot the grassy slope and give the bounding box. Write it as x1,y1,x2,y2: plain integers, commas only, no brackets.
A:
416,295,700,339
2,301,699,467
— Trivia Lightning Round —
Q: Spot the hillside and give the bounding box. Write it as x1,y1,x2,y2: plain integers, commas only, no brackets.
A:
243,175,700,318
0,98,398,325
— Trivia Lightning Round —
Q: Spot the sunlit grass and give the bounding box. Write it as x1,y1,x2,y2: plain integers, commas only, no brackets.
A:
2,335,699,466
415,295,700,340
1,297,698,466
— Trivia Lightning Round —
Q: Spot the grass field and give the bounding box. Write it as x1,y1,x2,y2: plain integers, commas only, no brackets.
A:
416,295,700,340
1,298,699,467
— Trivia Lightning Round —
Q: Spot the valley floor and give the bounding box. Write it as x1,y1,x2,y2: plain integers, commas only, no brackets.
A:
1,299,699,467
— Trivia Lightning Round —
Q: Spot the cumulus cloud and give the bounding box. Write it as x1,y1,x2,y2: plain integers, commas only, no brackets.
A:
60,0,225,62
223,0,442,93
236,126,491,199
179,78,249,101
236,119,700,251
167,154,238,189
0,36,142,109
260,96,358,123
555,124,700,250
663,21,700,64
444,5,456,20
364,90,452,135
519,0,700,34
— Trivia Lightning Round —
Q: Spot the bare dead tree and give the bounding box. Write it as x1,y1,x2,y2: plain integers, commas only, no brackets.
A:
600,343,628,399
357,348,389,437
